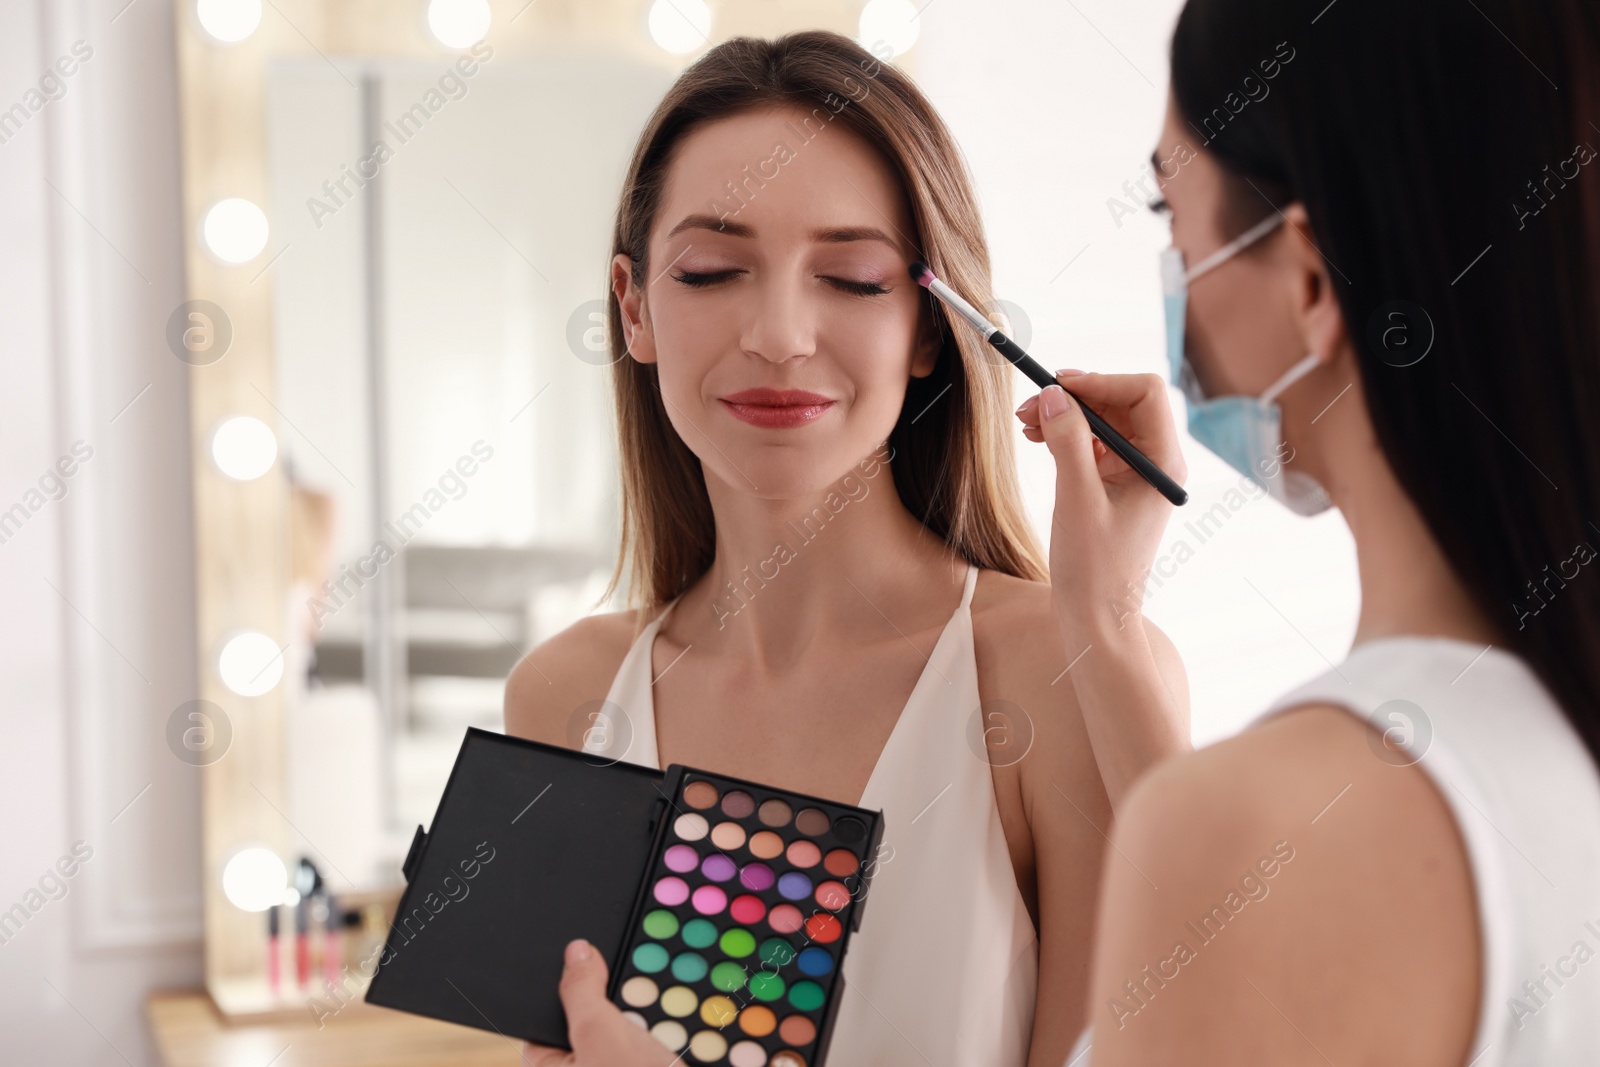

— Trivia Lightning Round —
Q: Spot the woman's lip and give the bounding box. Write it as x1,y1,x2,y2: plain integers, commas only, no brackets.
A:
720,388,834,405
718,397,836,428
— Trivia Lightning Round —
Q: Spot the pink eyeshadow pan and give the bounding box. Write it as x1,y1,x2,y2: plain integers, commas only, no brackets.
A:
663,845,699,873
785,839,821,868
654,876,689,906
691,884,727,916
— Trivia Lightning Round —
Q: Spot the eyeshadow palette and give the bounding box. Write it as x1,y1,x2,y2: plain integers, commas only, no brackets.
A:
609,770,882,1067
364,728,883,1067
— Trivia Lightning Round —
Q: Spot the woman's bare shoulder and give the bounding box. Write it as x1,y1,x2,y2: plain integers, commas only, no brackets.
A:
1087,705,1479,1065
502,609,645,748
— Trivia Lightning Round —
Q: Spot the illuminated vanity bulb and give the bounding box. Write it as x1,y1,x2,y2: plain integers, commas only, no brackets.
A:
195,0,262,43
200,198,269,264
209,416,277,481
859,0,920,57
222,846,288,912
648,0,710,55
426,0,491,48
218,631,284,697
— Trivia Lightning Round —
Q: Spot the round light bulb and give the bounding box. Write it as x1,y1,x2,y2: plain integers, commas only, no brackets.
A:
221,847,288,912
859,0,920,57
647,0,710,55
195,0,262,43
218,630,284,697
426,0,491,49
201,198,269,264
209,416,277,481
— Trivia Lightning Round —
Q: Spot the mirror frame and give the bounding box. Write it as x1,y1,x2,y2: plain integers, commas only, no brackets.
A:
173,0,864,1018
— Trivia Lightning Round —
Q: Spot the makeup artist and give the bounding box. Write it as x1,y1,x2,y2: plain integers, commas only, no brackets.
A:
1014,0,1600,1063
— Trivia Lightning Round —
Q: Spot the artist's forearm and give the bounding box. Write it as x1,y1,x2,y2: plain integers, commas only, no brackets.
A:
1055,616,1191,810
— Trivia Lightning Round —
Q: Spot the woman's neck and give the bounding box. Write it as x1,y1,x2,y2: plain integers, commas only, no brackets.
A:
679,458,966,670
1334,441,1501,650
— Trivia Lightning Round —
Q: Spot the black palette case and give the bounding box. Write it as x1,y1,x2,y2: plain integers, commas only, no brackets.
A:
364,728,885,1067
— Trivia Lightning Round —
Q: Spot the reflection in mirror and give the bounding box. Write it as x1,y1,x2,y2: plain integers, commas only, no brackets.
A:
266,47,675,891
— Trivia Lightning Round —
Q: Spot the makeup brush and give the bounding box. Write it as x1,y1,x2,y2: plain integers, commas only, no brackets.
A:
909,261,1188,506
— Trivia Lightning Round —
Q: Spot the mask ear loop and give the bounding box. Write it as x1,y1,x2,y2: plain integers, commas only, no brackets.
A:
1184,213,1285,284
1260,351,1323,406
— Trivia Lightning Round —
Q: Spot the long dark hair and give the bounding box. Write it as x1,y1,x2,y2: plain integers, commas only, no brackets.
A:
1171,0,1600,761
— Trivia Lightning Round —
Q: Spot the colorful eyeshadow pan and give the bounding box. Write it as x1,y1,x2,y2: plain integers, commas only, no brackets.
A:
660,985,698,1017
748,830,785,858
665,844,700,873
779,1016,816,1045
822,849,858,877
785,839,821,868
682,918,718,948
757,798,792,826
675,813,709,841
794,808,830,835
729,894,767,924
632,943,669,972
711,821,747,850
720,928,756,957
691,1030,730,1061
814,881,850,911
702,854,738,882
740,863,776,891
684,780,720,810
652,1020,687,1049
777,872,812,901
655,876,690,905
610,770,882,1067
739,1005,777,1037
643,909,680,939
692,885,728,915
796,947,834,977
700,996,738,1028
672,952,709,982
720,790,756,818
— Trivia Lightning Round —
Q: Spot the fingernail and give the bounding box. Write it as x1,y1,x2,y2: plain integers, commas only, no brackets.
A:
1056,368,1085,377
1039,385,1068,419
1014,398,1032,415
566,938,592,963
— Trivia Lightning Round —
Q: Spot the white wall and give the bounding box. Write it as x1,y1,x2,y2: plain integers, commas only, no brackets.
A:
0,1,203,1064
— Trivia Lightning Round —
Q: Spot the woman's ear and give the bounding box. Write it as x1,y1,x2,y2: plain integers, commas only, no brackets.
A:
1281,203,1346,370
611,253,657,365
909,298,941,379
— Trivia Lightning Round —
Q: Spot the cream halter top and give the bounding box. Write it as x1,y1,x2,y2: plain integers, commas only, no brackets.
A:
588,561,1038,1064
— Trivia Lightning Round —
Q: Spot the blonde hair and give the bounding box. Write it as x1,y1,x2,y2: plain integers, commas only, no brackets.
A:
605,30,1047,614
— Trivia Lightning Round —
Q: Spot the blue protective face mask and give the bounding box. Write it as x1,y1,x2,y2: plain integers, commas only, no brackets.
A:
1160,215,1332,516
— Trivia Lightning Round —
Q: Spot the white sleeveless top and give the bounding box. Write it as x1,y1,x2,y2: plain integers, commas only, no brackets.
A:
588,562,1038,1065
1067,636,1600,1066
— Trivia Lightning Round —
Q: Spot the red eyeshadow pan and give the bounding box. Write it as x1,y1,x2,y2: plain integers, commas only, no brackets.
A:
804,912,841,944
729,894,767,924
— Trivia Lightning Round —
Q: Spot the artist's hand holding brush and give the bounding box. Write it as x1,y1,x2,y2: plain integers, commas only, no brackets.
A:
1016,370,1193,808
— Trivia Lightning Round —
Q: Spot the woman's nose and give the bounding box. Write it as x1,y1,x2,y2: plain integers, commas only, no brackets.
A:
740,273,817,364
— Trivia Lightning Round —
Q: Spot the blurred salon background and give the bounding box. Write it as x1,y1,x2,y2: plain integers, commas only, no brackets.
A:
0,0,1356,1062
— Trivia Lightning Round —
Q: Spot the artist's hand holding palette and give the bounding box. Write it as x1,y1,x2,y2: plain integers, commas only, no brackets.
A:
612,772,881,1067
364,729,883,1067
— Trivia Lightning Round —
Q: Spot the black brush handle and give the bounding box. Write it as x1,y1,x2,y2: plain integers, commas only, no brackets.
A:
990,333,1189,506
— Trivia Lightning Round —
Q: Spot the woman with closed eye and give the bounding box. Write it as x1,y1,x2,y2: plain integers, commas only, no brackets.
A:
506,29,1188,1067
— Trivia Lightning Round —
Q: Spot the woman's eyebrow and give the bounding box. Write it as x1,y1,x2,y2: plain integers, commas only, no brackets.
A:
663,215,898,250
